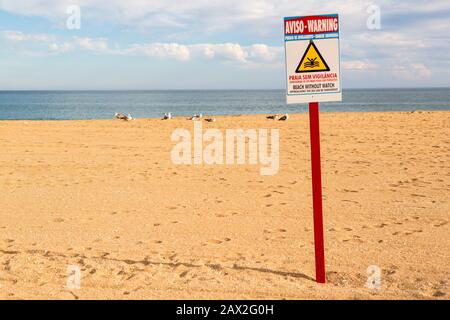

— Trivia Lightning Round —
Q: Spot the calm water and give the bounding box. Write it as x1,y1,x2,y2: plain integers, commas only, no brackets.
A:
0,88,449,120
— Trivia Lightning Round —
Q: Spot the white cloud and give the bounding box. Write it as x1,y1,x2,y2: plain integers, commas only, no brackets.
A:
248,44,282,63
117,42,280,63
124,43,191,61
352,32,427,49
73,37,108,51
1,30,282,64
342,60,377,71
191,43,248,62
47,37,108,53
2,30,55,42
48,42,73,53
118,42,282,64
393,63,432,80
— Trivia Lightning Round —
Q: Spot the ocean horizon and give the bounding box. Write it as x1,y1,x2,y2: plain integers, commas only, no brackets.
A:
1,88,449,120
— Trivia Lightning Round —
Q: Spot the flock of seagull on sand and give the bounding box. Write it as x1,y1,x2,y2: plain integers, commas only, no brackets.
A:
114,112,289,122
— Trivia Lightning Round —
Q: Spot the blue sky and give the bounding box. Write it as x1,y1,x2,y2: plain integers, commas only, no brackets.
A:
1,0,449,90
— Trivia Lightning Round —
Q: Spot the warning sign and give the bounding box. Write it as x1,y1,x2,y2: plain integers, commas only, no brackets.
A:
284,14,342,104
296,41,330,73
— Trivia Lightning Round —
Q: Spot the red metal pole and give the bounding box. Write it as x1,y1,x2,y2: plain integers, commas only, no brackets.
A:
308,102,326,283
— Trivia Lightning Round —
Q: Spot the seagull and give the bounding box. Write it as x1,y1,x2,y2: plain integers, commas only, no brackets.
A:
162,112,172,120
115,112,126,120
278,114,289,121
188,113,203,121
266,114,279,120
115,112,133,121
204,117,216,122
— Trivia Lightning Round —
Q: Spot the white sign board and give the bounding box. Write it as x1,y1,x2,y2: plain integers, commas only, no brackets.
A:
284,14,342,104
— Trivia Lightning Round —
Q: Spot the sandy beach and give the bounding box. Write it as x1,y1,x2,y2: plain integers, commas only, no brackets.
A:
0,111,448,300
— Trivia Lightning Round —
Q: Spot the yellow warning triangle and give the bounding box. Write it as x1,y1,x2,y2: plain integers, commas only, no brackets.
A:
296,41,330,73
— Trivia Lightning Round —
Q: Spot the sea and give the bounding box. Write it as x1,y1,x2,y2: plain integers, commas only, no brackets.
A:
0,88,449,120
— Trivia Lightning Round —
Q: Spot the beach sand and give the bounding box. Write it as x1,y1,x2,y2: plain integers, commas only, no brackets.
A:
0,111,448,300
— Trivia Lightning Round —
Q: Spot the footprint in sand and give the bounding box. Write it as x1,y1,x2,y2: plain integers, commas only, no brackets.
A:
411,194,426,198
207,239,223,244
343,189,359,193
204,238,231,245
179,270,189,278
169,253,178,261
263,229,288,241
434,221,448,227
403,228,424,236
376,223,388,228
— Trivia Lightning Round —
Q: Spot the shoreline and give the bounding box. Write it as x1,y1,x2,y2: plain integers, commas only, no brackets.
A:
1,109,449,122
1,87,450,91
